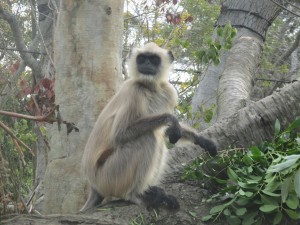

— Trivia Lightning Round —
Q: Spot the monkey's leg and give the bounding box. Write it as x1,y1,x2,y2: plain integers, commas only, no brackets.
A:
79,187,104,212
140,186,180,210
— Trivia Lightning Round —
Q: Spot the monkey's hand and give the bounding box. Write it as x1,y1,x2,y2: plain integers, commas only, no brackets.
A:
194,136,217,156
166,119,182,144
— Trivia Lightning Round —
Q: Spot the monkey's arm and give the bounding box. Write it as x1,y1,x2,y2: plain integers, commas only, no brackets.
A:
177,123,217,156
112,113,182,145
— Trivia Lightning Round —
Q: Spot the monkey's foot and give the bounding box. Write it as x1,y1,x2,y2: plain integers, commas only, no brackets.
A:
141,186,180,210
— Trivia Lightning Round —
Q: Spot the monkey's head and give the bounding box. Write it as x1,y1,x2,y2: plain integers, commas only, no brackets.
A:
128,43,174,81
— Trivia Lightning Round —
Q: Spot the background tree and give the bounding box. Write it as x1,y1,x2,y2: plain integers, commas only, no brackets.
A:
0,0,58,213
42,0,125,214
192,0,282,126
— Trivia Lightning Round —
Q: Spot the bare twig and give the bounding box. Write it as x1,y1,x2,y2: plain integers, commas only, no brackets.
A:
0,106,79,134
0,120,34,156
124,2,168,21
12,139,26,166
0,46,47,55
0,6,40,71
275,29,300,66
0,107,56,123
270,0,300,17
287,0,300,10
255,78,297,83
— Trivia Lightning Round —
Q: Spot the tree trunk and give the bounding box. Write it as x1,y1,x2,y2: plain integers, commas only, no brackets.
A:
32,0,59,212
43,0,124,214
217,32,262,120
192,0,281,125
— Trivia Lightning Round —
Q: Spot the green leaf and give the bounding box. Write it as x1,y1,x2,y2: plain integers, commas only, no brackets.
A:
236,197,250,206
250,146,262,156
226,216,241,225
217,27,223,36
268,156,300,172
286,194,299,209
236,208,247,216
242,211,257,225
284,154,300,160
259,204,278,212
284,208,299,220
260,194,279,206
213,57,220,65
202,214,213,221
262,190,281,197
238,189,246,196
245,192,254,197
230,28,237,38
210,204,226,214
286,117,300,132
224,43,232,49
294,169,300,198
273,211,282,225
242,155,253,166
223,208,231,216
188,211,197,218
281,176,292,203
274,119,281,136
264,176,280,192
227,167,238,181
203,108,214,123
215,40,222,50
97,207,113,211
237,181,258,189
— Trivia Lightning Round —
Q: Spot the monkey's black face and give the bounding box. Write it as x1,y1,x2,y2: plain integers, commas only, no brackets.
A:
136,53,161,75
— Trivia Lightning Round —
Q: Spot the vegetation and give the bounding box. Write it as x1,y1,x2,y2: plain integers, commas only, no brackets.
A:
184,118,300,225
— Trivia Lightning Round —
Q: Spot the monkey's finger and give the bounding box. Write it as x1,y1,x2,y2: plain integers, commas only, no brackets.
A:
168,129,182,144
163,194,180,210
195,136,217,156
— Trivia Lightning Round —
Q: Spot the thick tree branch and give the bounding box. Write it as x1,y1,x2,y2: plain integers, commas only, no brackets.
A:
0,6,40,71
171,81,300,171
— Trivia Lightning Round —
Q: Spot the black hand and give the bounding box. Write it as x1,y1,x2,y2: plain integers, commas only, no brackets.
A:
195,136,217,156
166,124,182,144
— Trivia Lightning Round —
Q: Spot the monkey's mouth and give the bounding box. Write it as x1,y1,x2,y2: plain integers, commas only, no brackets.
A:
142,72,156,76
139,69,156,76
140,70,156,76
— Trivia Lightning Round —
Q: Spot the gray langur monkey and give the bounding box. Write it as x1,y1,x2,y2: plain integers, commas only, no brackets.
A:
80,42,217,212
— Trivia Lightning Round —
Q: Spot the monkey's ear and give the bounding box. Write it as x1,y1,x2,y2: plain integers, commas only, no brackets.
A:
168,51,174,63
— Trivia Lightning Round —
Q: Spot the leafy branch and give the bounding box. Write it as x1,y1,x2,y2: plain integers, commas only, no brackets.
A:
184,118,300,225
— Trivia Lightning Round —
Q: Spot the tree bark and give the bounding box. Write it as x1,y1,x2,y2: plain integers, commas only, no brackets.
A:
192,0,281,125
217,34,262,120
43,0,124,214
173,80,300,171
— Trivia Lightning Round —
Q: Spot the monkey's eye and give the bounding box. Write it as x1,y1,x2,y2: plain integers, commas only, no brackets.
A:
136,54,161,66
149,55,161,66
136,54,147,64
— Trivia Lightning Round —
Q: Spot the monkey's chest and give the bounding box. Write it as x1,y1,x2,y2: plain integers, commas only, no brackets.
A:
146,92,175,114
